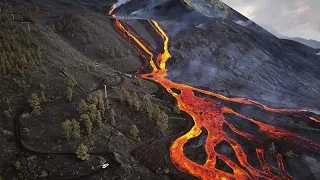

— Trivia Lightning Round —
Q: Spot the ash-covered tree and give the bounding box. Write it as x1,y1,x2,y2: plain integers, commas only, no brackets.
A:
76,143,89,161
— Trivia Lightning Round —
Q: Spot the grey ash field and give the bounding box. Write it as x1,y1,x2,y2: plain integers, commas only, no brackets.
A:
1,0,320,180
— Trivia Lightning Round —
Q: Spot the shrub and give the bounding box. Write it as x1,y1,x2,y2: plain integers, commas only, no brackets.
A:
14,161,21,170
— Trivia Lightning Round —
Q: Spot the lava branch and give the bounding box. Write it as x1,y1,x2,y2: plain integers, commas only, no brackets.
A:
110,7,320,180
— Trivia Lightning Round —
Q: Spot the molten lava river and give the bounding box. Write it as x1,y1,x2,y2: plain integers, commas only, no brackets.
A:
110,9,320,180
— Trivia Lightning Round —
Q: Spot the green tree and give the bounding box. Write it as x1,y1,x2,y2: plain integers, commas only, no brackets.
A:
132,91,140,112
124,91,132,107
87,94,98,106
67,86,73,102
143,94,152,112
66,75,76,89
130,124,139,138
78,99,88,114
87,104,98,122
119,87,126,104
98,97,105,117
96,110,102,128
157,111,169,135
76,143,89,160
40,91,46,102
152,105,161,121
28,93,41,115
62,120,72,139
110,108,115,124
81,114,92,135
105,99,110,111
71,119,80,139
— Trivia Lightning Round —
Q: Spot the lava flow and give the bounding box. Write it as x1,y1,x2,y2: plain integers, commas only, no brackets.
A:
109,7,320,180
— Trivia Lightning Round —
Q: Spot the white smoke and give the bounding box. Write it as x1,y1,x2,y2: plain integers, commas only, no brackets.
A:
111,0,132,10
316,52,320,56
233,20,252,27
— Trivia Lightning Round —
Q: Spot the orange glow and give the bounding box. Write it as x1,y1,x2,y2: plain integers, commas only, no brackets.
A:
109,5,320,180
309,117,320,123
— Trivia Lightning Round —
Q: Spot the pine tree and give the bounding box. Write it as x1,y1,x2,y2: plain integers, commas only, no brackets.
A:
62,120,72,140
98,97,105,117
105,99,110,112
96,110,102,128
110,108,115,124
81,114,92,135
66,76,76,89
120,87,125,104
132,91,140,112
66,86,73,102
153,105,161,121
76,143,89,161
28,93,41,115
71,119,80,139
87,94,98,106
40,91,46,102
157,111,169,135
87,104,98,122
130,124,139,138
78,99,88,114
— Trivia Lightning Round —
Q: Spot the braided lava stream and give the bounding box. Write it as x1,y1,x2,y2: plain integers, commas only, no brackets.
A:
110,8,320,180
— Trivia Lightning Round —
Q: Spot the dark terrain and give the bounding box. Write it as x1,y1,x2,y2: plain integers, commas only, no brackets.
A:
0,0,320,180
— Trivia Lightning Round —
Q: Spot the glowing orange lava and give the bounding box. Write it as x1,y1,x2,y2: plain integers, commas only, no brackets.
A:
109,7,320,180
